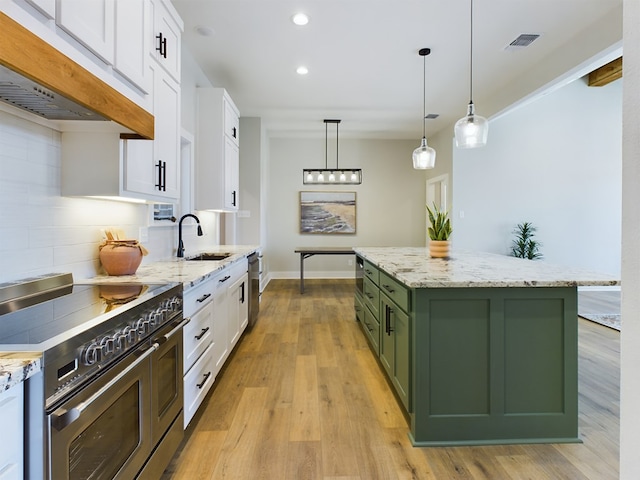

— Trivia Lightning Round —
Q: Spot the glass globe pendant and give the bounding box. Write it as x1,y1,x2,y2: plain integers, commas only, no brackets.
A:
413,47,436,170
454,102,488,148
455,0,488,148
413,137,436,169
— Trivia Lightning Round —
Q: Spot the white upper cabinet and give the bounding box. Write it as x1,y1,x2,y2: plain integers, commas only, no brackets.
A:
56,0,115,64
114,0,150,92
150,0,182,82
196,88,241,212
123,62,180,200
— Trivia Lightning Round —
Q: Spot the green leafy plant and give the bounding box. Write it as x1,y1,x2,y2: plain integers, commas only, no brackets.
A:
510,222,542,260
426,203,452,241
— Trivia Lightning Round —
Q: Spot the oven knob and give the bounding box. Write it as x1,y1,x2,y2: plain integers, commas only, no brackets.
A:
136,317,150,336
81,343,101,365
114,331,128,350
100,337,115,357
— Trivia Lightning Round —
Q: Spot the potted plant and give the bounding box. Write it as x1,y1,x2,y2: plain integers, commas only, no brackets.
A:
510,222,543,260
427,203,452,258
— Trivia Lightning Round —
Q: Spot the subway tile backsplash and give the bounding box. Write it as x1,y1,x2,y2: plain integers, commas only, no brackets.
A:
0,109,219,283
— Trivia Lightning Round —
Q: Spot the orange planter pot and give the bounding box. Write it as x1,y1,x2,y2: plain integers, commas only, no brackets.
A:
429,240,450,258
99,240,144,275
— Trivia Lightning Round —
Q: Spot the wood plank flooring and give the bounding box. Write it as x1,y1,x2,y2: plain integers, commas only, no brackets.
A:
162,279,620,480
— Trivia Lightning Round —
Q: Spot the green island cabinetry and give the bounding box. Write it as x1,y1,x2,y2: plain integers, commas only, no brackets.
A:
353,248,619,446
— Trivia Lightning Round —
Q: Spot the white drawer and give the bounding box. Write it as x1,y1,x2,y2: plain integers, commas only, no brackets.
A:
183,342,215,429
183,302,213,373
183,276,216,318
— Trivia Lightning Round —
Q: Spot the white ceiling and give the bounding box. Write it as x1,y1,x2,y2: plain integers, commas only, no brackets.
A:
171,0,622,140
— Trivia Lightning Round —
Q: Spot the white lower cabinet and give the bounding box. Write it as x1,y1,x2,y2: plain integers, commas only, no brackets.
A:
0,383,24,479
182,257,250,428
183,342,215,427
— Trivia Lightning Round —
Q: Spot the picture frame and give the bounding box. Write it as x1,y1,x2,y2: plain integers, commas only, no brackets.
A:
299,191,356,234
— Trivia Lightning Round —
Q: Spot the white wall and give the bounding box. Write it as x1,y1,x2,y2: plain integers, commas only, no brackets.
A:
452,77,622,276
266,137,426,277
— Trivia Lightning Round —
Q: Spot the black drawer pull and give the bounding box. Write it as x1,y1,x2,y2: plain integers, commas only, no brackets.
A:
382,284,395,293
196,293,211,303
219,275,231,283
195,327,210,340
197,372,212,389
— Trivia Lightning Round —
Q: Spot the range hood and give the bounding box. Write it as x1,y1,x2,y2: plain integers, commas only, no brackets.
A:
0,12,153,139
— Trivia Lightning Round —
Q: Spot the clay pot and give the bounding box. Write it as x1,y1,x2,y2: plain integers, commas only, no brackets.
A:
429,240,450,258
99,240,143,275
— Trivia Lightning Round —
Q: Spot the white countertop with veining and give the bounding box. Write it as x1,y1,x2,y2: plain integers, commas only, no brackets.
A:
354,247,620,288
80,245,260,289
0,352,41,392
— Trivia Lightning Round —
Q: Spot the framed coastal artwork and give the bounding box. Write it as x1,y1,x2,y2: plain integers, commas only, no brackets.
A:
299,191,356,234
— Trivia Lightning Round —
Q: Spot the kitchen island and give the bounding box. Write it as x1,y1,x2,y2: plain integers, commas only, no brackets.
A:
353,247,619,446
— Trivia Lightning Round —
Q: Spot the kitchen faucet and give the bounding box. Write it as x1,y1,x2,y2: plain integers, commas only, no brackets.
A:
177,213,203,257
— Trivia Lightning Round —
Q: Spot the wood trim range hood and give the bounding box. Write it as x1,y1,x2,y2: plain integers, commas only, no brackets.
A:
0,12,154,139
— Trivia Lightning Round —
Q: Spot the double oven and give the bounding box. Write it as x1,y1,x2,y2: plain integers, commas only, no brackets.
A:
0,274,186,479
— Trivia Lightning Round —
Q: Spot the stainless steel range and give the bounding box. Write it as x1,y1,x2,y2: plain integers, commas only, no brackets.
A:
0,273,187,480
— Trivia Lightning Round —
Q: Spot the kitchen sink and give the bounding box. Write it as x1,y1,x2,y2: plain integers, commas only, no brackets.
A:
186,252,233,261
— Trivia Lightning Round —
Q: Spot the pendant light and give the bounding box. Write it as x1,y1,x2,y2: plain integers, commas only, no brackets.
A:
412,48,436,170
454,0,488,148
303,119,362,184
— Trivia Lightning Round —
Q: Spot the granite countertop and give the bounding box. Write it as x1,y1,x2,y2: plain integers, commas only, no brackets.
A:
81,245,259,289
0,352,41,392
354,247,620,289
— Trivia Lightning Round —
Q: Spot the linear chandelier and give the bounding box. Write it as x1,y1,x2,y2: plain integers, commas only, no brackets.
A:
303,119,362,185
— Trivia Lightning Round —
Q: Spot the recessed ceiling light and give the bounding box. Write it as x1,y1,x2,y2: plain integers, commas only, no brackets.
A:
292,13,309,26
296,66,309,75
195,25,215,37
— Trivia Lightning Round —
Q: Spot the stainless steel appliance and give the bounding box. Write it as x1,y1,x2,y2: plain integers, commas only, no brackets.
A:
0,273,186,480
248,252,260,327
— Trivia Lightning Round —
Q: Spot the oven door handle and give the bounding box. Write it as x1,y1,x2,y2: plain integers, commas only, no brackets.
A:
50,344,158,432
155,317,190,345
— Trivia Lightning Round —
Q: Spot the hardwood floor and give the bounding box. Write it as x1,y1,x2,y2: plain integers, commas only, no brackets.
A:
162,279,620,480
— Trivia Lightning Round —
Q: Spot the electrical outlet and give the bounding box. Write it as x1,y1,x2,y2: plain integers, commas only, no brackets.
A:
348,259,353,266
139,226,149,242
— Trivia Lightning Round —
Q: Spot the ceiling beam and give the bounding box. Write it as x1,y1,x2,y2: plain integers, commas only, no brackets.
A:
588,57,623,87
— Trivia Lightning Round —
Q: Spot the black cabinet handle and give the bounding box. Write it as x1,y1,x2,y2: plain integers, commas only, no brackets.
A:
155,160,166,191
195,327,210,340
232,190,237,207
232,126,237,138
240,282,245,303
196,293,211,303
156,33,167,58
196,372,212,389
385,305,394,335
219,275,231,284
382,284,395,293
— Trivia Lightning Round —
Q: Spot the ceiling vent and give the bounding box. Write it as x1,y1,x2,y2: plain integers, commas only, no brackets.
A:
505,34,540,51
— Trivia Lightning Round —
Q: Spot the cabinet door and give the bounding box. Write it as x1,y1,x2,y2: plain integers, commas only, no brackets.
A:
56,0,115,63
154,67,180,198
224,136,239,210
150,0,181,82
224,100,239,145
392,305,411,411
379,293,411,411
0,384,24,478
25,0,55,18
212,286,229,377
114,0,149,92
123,63,179,200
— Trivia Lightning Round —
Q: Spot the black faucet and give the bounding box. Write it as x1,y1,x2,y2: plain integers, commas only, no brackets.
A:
177,213,203,257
